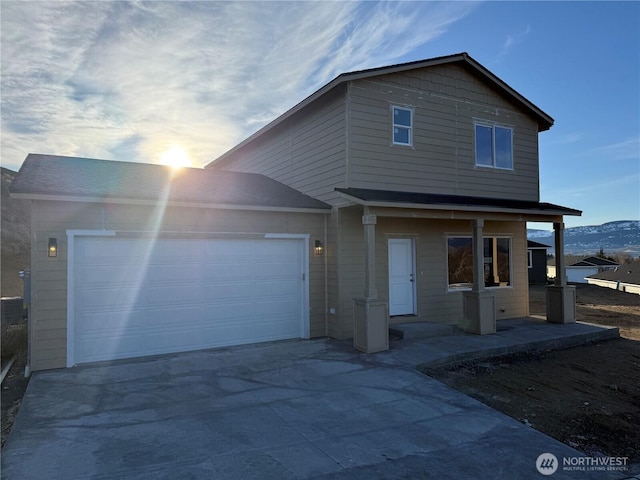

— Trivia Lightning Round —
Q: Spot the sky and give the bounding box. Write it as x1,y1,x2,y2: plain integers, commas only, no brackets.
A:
1,1,638,229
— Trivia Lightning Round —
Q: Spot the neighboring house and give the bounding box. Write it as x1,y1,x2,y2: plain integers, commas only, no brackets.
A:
549,256,620,283
586,259,640,294
527,240,550,285
11,52,581,371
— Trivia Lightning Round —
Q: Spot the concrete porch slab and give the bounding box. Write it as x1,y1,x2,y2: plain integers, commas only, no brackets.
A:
383,317,620,368
389,322,455,340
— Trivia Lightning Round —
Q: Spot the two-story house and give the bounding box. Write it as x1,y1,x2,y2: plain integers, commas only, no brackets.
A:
11,53,580,371
206,52,580,350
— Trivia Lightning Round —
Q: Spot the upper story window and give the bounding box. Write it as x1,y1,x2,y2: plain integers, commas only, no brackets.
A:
392,106,412,146
475,123,513,170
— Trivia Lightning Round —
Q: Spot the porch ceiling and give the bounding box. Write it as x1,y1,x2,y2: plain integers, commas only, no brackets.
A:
335,187,581,222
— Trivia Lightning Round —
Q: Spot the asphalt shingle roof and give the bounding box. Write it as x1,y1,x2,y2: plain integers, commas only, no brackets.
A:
587,260,640,285
11,154,330,211
528,240,550,249
568,256,620,267
335,187,581,216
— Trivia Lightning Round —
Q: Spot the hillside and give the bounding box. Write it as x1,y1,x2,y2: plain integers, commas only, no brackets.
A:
1,167,31,296
528,220,640,256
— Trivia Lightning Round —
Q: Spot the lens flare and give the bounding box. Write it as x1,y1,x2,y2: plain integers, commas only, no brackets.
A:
160,146,192,169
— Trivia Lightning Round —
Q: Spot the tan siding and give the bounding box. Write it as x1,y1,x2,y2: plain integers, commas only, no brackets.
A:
214,86,347,204
325,211,340,338
348,63,541,201
200,61,542,341
336,207,365,339
29,200,326,371
335,211,530,336
29,200,69,371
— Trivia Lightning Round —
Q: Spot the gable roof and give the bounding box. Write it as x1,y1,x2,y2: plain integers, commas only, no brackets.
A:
528,240,550,249
209,52,554,169
335,187,581,217
568,256,620,267
10,154,330,212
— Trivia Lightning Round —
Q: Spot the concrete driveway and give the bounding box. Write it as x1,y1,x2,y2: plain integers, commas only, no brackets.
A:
1,336,629,479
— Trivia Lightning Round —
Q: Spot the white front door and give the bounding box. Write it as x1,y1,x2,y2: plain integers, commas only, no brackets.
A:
388,238,416,316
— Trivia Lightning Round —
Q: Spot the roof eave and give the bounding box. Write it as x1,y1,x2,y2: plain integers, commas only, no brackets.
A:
460,54,554,131
10,192,331,214
335,191,580,218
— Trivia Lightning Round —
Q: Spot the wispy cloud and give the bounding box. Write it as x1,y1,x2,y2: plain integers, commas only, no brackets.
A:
494,24,531,62
541,172,640,199
592,137,640,161
0,1,477,170
545,132,586,145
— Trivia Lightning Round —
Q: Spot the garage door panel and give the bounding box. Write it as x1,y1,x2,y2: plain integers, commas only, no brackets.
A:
199,282,256,301
76,309,139,334
202,302,260,320
73,237,305,364
76,264,141,285
253,261,299,277
203,263,255,281
256,299,300,316
141,305,205,327
144,327,213,352
158,241,207,258
145,284,206,305
145,264,204,284
253,280,300,298
76,334,145,362
250,316,300,338
77,287,140,309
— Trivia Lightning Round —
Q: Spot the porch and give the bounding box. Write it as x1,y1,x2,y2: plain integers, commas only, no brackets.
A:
335,188,582,354
384,317,619,368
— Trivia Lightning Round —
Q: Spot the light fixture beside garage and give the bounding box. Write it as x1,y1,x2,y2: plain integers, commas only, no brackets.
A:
48,238,58,257
314,240,324,256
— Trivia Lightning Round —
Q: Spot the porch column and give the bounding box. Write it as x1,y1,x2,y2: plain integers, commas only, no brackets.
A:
462,219,496,334
554,222,567,286
471,219,485,293
353,210,389,353
546,221,576,323
363,213,378,299
490,239,500,285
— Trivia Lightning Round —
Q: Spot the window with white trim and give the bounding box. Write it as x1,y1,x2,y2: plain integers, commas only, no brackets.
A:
447,236,512,290
475,123,513,169
392,106,412,146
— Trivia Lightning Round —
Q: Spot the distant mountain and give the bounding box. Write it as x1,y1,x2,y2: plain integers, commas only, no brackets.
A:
1,167,31,296
527,220,640,256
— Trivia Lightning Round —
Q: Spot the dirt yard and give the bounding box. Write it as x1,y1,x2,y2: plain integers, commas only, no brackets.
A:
529,283,640,341
423,284,640,466
1,324,29,448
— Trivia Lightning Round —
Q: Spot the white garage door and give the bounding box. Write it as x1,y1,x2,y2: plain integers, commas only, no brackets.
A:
566,267,597,283
71,236,306,365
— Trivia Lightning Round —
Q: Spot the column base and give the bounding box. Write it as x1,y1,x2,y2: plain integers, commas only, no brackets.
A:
354,298,389,353
546,285,576,324
461,291,496,335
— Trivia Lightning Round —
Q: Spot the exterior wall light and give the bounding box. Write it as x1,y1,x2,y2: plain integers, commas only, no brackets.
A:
314,240,324,256
48,238,58,257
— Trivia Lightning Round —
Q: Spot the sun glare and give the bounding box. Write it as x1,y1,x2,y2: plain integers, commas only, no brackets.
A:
160,146,192,169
